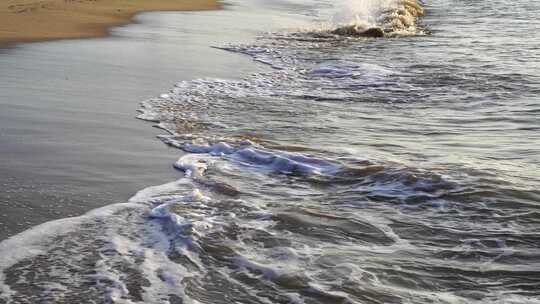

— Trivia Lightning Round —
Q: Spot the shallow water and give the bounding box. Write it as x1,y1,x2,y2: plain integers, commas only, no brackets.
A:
1,0,540,303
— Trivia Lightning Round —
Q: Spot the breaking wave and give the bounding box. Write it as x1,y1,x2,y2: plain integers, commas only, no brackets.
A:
330,0,427,37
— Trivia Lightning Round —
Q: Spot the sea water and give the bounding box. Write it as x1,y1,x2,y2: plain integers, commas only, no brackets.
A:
1,0,539,303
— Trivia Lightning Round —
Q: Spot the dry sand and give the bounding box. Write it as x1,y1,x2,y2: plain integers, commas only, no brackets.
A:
0,0,219,46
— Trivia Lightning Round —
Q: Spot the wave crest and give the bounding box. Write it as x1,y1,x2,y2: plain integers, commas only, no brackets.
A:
331,0,427,37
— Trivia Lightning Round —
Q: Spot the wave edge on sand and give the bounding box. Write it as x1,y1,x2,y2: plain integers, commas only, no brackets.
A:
0,0,220,46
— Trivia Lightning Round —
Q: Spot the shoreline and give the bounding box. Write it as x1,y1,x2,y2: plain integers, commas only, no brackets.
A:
0,0,220,47
0,4,262,240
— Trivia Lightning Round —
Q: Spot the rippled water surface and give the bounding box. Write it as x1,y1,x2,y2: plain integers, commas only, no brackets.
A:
1,0,540,303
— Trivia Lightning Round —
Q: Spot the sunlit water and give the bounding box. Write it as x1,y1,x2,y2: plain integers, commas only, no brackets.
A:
1,0,540,303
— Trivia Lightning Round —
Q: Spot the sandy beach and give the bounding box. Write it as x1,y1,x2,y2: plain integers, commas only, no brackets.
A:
0,0,219,46
0,5,267,240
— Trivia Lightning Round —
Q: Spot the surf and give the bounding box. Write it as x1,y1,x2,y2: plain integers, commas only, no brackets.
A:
2,0,540,303
330,0,427,37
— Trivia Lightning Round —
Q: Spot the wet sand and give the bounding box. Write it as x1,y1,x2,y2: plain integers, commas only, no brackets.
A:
0,0,219,46
0,8,267,240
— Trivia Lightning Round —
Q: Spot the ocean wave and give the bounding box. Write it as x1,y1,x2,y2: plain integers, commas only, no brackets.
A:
2,0,540,302
330,0,428,37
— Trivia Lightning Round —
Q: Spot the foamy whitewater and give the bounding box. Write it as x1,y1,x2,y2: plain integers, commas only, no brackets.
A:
1,0,540,303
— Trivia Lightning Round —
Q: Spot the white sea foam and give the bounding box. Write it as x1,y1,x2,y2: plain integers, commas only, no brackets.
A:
332,0,400,27
166,138,341,177
0,202,145,302
0,174,214,303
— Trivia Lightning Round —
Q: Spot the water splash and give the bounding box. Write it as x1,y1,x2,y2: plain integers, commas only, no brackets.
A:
330,0,426,37
332,0,400,27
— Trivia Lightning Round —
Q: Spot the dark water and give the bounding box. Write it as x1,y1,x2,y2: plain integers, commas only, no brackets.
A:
1,0,539,303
